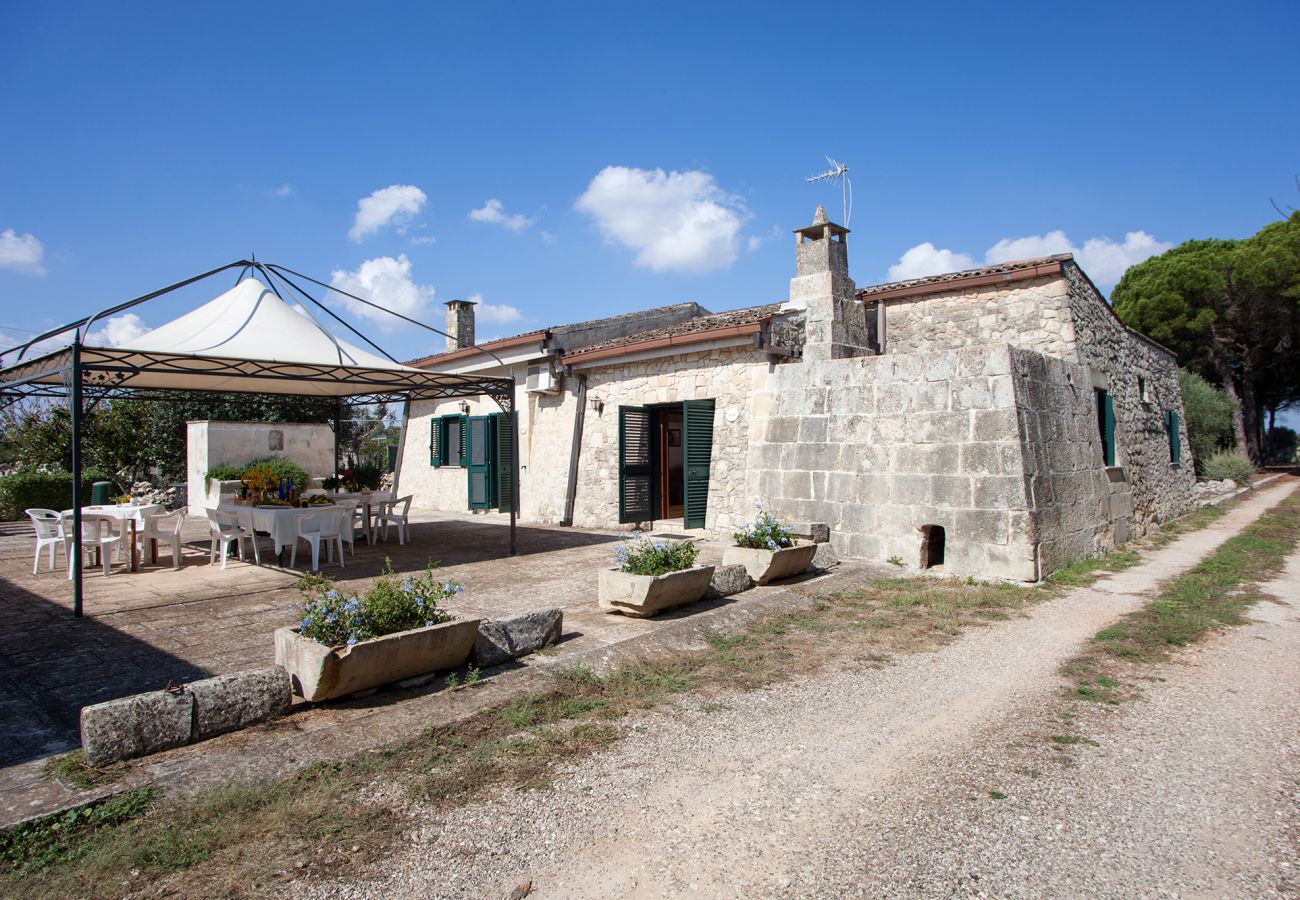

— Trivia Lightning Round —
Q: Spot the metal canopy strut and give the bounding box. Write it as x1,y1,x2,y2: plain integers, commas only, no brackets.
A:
0,259,521,619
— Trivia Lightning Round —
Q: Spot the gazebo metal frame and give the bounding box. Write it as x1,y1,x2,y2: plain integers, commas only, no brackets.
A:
0,260,520,618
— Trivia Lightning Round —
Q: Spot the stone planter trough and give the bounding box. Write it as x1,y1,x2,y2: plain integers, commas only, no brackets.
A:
722,542,818,585
598,565,716,618
274,618,480,702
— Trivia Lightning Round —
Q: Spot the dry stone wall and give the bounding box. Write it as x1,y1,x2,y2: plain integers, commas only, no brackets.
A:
745,344,1039,581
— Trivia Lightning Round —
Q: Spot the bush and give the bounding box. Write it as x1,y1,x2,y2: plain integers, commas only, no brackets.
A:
615,533,700,576
0,468,117,520
204,457,312,491
293,560,462,647
1200,449,1256,485
1178,368,1236,469
203,463,244,489
349,463,384,490
732,501,794,550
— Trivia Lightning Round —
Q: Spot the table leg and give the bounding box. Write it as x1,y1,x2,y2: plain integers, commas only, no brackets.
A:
130,521,139,572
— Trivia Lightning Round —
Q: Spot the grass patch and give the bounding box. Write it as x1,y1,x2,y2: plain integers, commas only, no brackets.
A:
987,789,1008,800
42,750,124,790
1045,548,1141,588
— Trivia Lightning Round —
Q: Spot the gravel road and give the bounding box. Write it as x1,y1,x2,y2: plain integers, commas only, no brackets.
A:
302,483,1298,899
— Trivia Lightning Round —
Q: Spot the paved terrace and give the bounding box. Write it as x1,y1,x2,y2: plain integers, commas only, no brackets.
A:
0,510,740,769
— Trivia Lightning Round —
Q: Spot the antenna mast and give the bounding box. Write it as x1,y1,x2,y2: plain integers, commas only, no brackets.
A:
806,156,852,226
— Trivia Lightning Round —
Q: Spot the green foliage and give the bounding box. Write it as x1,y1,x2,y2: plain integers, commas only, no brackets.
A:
0,788,153,876
0,468,116,520
614,533,700,576
204,457,311,491
347,463,384,490
732,501,794,550
1177,368,1237,467
1265,426,1297,464
1200,449,1256,484
293,560,461,647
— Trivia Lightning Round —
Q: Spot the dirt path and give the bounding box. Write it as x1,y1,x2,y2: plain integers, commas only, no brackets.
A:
309,481,1298,899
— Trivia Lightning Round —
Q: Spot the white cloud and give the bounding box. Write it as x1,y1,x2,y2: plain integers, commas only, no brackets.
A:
1073,232,1173,287
408,234,438,246
886,243,976,281
86,313,149,347
538,230,557,245
0,228,46,275
0,329,70,359
273,183,294,198
574,166,747,274
328,254,435,331
464,293,524,326
469,198,534,232
348,185,428,242
984,230,1075,264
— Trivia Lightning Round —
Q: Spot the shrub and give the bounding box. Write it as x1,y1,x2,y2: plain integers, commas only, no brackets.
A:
349,463,384,490
1178,368,1236,469
0,468,116,520
203,463,244,489
732,501,794,550
204,457,312,491
1200,449,1256,485
292,560,462,647
615,533,700,576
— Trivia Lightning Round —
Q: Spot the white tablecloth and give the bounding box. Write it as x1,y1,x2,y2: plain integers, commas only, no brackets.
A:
218,503,354,554
68,503,163,529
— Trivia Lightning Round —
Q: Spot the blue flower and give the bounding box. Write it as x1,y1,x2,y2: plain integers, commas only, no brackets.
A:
325,590,339,601
766,539,778,550
299,617,312,629
755,501,764,511
346,637,358,646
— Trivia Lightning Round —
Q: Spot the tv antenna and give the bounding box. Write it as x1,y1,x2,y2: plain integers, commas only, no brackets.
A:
806,156,852,226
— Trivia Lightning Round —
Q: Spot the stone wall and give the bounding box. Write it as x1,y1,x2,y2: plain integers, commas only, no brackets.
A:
186,421,334,511
1059,261,1196,534
883,275,1076,359
745,344,1039,581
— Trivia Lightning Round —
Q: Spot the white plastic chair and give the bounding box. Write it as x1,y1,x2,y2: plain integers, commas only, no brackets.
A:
290,509,346,572
337,500,360,556
25,508,64,574
139,507,187,569
64,513,123,579
374,495,413,545
206,509,259,569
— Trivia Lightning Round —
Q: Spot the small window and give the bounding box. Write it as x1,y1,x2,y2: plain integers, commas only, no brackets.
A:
920,525,945,569
1165,409,1182,463
1095,388,1115,466
1138,376,1149,403
431,413,467,467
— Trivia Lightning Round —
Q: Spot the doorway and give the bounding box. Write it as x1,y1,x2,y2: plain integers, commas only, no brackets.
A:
658,407,684,519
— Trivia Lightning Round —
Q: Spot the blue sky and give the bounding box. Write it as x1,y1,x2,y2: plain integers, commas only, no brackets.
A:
2,1,1298,375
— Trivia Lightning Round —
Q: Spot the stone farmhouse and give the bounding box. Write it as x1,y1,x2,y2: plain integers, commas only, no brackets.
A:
393,207,1195,581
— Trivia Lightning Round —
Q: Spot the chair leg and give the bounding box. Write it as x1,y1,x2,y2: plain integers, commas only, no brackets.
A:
250,533,261,566
210,538,218,566
310,536,321,572
33,547,40,576
289,539,298,570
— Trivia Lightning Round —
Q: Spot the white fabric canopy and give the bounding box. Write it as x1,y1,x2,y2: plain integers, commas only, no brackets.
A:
115,278,411,371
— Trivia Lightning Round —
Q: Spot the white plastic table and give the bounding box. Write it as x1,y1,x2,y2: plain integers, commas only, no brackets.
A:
218,502,355,558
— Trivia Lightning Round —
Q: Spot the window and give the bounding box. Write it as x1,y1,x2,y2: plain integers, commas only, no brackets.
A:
1138,376,1149,403
1095,388,1115,466
1164,409,1182,463
430,413,467,467
920,525,945,569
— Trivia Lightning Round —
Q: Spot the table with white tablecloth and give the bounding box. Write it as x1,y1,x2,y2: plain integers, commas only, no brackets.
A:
64,503,163,571
218,502,355,557
327,490,392,543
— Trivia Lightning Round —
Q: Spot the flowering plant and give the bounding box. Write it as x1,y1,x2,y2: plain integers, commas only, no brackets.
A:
614,531,700,577
243,464,280,495
292,558,462,648
732,501,794,551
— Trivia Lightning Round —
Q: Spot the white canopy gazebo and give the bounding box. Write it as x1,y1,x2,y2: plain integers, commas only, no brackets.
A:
0,261,518,616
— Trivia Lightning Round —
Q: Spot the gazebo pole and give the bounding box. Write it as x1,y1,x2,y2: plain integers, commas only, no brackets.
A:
332,399,342,479
509,383,519,557
70,341,84,618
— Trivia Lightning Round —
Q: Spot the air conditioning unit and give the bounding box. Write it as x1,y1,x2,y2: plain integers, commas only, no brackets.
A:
525,365,561,394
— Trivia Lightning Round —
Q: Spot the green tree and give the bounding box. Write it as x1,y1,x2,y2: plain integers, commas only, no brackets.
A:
1112,213,1300,462
1177,368,1236,470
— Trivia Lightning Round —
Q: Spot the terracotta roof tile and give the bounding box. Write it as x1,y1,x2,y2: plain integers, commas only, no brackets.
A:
858,253,1074,296
563,303,784,355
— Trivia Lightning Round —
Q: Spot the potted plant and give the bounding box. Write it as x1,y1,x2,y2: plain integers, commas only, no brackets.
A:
722,502,817,584
598,533,715,618
274,560,480,701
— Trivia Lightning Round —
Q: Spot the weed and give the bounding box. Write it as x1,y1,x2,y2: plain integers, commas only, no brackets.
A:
42,750,123,790
887,555,905,567
987,790,1008,800
465,667,481,687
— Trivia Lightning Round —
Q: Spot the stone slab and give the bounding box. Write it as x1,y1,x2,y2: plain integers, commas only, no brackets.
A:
707,564,755,599
190,667,292,741
474,608,564,668
81,689,194,767
809,542,839,572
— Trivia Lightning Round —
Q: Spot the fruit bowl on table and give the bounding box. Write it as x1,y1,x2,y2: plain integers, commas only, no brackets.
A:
306,496,335,507
256,499,292,508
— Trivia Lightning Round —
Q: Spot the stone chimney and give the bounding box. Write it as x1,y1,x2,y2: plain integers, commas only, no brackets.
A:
783,205,869,360
444,299,476,351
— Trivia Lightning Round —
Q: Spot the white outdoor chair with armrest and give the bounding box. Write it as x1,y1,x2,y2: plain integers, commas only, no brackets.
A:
290,509,347,572
25,508,64,574
374,495,413,545
336,499,360,557
138,507,188,569
206,509,259,569
64,513,123,579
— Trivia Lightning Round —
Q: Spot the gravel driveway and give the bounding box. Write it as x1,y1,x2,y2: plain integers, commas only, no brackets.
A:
302,483,1299,899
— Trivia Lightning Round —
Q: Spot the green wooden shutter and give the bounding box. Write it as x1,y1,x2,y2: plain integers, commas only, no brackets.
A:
493,412,514,513
1095,390,1116,466
1166,410,1182,463
682,399,716,530
430,417,444,467
618,406,653,524
466,415,491,509
455,414,468,466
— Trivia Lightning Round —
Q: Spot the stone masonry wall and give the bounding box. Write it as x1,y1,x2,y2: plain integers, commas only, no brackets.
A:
745,344,1039,581
1060,261,1195,535
884,275,1076,359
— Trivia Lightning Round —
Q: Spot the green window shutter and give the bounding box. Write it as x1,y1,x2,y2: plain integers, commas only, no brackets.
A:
618,406,653,524
493,412,515,513
456,414,468,466
682,399,716,530
1167,410,1182,463
1095,389,1115,466
430,417,444,467
1104,393,1116,466
465,415,492,509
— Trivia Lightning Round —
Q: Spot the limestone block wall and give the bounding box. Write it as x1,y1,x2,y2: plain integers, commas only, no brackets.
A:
883,276,1076,359
745,344,1039,581
571,347,772,532
186,421,334,511
1061,262,1195,533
